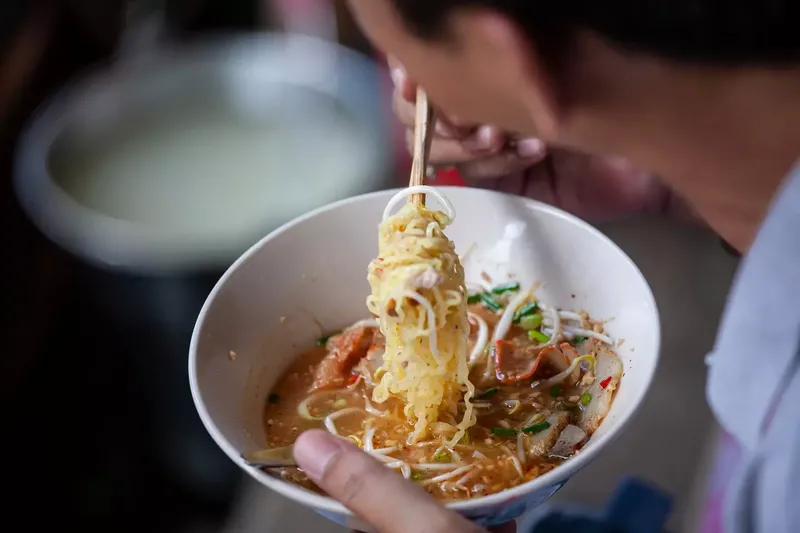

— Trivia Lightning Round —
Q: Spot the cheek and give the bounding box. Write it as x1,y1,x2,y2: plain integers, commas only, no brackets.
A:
423,71,509,127
401,58,476,119
400,52,522,128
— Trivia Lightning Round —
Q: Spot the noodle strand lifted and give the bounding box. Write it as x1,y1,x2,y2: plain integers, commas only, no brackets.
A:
367,186,476,444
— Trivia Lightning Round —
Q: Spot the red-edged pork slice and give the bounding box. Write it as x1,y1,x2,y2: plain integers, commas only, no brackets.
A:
578,344,623,434
311,326,376,391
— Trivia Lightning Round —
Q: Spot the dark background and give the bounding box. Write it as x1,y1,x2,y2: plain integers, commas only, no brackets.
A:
0,2,374,531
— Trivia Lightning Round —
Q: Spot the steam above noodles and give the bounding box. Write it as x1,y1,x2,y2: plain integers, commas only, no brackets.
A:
366,186,476,444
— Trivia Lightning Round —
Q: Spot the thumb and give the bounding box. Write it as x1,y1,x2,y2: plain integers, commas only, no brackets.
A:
294,430,483,533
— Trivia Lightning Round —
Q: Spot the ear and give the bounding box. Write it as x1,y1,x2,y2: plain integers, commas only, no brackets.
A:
455,11,560,139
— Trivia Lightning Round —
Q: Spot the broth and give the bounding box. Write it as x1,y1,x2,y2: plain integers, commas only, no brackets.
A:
264,291,623,502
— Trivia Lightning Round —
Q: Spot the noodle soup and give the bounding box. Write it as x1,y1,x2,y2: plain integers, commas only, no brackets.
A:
264,287,622,501
190,186,660,529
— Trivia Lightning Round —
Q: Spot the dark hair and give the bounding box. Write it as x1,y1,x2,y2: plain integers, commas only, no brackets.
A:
391,0,800,66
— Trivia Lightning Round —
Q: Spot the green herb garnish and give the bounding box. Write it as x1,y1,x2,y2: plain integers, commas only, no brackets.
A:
580,393,592,406
316,332,340,346
513,302,539,323
528,330,550,343
460,432,472,444
519,313,543,330
571,336,588,345
467,293,482,304
549,385,562,397
433,450,452,463
523,421,551,434
411,471,425,481
491,282,521,294
267,393,280,404
479,293,503,313
492,428,519,437
476,387,499,399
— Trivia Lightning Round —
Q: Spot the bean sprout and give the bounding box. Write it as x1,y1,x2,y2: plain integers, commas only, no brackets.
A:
372,446,398,455
534,354,596,389
492,288,532,342
536,304,561,348
385,461,412,480
346,318,380,330
467,312,489,365
449,448,463,463
298,389,353,420
561,326,613,345
509,454,525,477
364,397,387,416
371,453,397,464
558,310,585,323
364,427,376,451
422,465,475,485
324,408,368,436
483,351,496,381
455,470,477,489
413,463,461,471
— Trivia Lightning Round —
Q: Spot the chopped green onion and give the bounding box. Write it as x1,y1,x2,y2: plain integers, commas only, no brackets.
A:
491,282,520,294
433,450,452,463
479,293,503,313
580,393,592,406
492,428,518,437
411,471,425,481
476,387,499,399
460,431,472,444
549,385,562,397
519,313,543,330
575,354,597,370
571,336,588,345
528,330,550,343
316,332,340,346
523,421,551,434
267,393,280,404
513,302,539,323
467,293,482,304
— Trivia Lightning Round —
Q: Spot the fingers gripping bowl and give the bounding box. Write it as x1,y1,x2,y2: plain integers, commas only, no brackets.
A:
189,187,660,530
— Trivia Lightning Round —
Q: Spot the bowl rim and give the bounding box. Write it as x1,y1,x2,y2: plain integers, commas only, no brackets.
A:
13,32,390,274
188,186,661,516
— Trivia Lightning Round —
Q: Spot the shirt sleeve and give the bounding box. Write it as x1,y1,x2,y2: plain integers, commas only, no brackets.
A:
741,365,800,533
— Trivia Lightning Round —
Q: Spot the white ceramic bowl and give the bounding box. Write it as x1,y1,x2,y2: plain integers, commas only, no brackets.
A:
189,187,660,530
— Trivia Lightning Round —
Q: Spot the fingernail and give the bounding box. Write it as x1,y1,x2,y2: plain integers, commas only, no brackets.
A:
294,430,347,482
463,125,500,151
390,65,405,88
515,138,545,158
